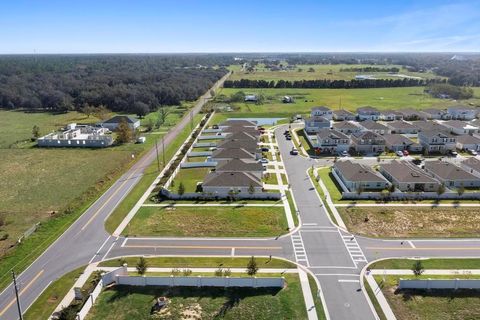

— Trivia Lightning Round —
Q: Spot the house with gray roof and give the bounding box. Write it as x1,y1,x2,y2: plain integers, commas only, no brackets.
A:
350,131,386,154
202,171,263,194
439,120,479,135
210,148,258,161
315,129,350,154
379,110,403,121
357,106,380,121
411,120,450,133
447,106,477,120
461,157,480,178
418,130,456,154
216,139,259,153
420,108,451,120
383,134,421,152
456,135,480,151
333,160,390,192
358,120,389,135
379,160,440,192
304,116,331,134
311,106,333,120
385,120,419,134
333,109,356,121
225,131,258,142
221,126,260,136
424,160,480,188
215,159,264,179
100,115,140,131
397,109,426,121
332,121,363,135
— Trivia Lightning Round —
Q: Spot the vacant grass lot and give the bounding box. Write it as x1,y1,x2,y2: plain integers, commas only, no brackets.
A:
339,206,480,238
229,64,442,81
374,275,480,320
316,167,343,202
217,87,480,116
125,206,288,237
85,274,307,320
171,167,211,193
0,148,132,251
370,258,480,270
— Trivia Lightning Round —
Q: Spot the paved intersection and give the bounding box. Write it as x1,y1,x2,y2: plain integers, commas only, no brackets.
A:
2,117,480,319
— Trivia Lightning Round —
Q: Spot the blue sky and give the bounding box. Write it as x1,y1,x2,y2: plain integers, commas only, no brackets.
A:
0,0,479,53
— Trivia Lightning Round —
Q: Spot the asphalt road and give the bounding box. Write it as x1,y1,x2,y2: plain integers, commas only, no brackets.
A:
0,72,231,320
3,96,480,320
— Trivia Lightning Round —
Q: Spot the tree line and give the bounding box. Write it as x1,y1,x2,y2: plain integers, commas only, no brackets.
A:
0,55,230,113
223,78,445,89
339,66,400,73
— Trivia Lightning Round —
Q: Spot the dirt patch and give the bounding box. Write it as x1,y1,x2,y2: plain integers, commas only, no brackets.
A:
339,206,480,238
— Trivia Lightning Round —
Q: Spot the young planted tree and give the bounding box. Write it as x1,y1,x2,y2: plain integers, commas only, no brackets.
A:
437,184,446,196
178,182,185,195
32,125,40,139
458,185,465,196
115,118,133,144
136,257,148,275
248,183,255,195
412,260,425,276
246,256,259,276
156,107,172,129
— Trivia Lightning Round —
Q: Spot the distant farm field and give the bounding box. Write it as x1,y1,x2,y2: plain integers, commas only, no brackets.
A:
217,87,480,116
228,64,443,81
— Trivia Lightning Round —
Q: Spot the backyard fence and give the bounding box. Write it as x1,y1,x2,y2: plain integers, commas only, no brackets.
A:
159,188,281,200
399,278,480,290
75,279,103,320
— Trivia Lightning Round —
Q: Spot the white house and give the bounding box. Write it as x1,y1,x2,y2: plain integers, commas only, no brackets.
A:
357,106,380,121
304,116,331,134
418,131,456,154
311,106,333,120
424,161,480,188
202,172,263,194
379,160,440,192
447,106,477,120
461,157,480,178
315,129,350,154
439,120,479,135
38,124,113,148
456,135,480,151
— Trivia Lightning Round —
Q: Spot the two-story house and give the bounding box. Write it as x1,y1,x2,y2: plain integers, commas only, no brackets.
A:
357,106,380,121
315,129,350,154
350,131,386,154
311,106,333,120
418,130,456,154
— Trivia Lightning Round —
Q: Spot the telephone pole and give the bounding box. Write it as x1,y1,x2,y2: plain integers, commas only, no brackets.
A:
12,271,23,320
162,136,166,167
155,140,160,172
190,110,193,131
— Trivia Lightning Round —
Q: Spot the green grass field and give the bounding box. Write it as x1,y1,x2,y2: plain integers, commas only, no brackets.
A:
228,63,442,81
216,87,480,116
85,274,307,320
370,258,480,270
338,206,480,238
124,206,288,237
374,274,480,320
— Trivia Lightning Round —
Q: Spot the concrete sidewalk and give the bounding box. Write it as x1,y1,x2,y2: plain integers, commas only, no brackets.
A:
335,203,480,207
371,269,480,275
142,203,285,207
97,267,299,273
365,273,397,320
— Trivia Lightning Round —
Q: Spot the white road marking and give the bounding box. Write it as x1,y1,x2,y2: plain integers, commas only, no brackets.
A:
338,279,360,283
121,237,128,247
88,236,111,264
231,248,235,256
102,237,118,260
408,241,416,248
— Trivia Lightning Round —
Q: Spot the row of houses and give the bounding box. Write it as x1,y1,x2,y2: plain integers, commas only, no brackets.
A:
331,105,478,122
201,120,266,195
333,157,480,193
304,106,480,155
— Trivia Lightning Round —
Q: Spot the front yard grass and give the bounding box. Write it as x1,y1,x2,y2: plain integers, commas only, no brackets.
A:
339,206,480,238
85,274,307,320
263,172,278,185
124,206,288,237
372,274,480,320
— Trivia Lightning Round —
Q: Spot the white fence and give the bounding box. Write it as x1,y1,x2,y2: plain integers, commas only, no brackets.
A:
101,267,284,288
117,275,284,288
341,191,480,200
399,278,480,290
75,279,103,320
159,188,281,200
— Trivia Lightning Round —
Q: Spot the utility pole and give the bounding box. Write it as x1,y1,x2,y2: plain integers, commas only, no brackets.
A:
190,110,193,131
12,271,23,320
155,140,160,172
162,136,166,167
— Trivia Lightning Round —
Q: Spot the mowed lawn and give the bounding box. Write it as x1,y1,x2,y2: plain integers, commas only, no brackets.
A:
375,275,480,320
228,63,442,81
0,148,132,251
85,274,307,320
338,206,480,238
218,87,480,116
125,206,288,237
171,167,212,193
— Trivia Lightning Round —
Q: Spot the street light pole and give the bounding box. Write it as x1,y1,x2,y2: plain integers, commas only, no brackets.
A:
12,271,23,320
162,136,166,168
